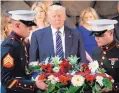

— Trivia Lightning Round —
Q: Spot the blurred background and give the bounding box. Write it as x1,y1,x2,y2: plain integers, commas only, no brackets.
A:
1,1,119,28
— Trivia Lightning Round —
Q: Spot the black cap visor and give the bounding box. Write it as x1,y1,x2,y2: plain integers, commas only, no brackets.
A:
20,20,36,26
51,2,62,6
90,30,107,37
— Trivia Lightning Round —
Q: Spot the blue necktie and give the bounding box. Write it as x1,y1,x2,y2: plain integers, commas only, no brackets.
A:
56,31,64,60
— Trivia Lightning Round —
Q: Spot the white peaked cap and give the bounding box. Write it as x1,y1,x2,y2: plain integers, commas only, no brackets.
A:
8,10,36,21
88,19,118,31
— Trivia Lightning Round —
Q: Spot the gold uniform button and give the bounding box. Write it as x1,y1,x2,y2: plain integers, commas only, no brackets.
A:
24,84,27,87
101,62,103,65
30,86,32,88
116,86,118,88
116,44,119,48
106,47,108,49
19,83,21,86
21,58,23,60
102,56,105,60
103,51,106,54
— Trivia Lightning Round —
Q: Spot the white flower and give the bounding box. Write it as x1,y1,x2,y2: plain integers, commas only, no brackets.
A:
48,75,59,84
71,75,85,87
53,67,60,72
96,76,103,86
89,60,99,73
29,61,39,66
111,79,114,83
44,57,50,64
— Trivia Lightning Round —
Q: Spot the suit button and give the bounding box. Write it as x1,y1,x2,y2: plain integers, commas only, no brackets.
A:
106,47,108,49
21,58,23,60
103,51,106,54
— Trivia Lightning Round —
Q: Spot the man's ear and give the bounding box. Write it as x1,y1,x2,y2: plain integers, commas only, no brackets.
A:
15,22,20,28
109,30,114,36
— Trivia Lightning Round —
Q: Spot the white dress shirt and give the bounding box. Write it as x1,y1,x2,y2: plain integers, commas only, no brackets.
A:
51,26,65,57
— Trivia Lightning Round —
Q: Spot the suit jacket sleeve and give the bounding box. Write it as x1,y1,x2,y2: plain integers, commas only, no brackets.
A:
29,32,39,62
78,31,87,63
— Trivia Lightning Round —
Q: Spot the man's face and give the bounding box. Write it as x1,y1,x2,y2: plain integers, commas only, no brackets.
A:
95,31,113,47
19,22,32,37
48,9,66,29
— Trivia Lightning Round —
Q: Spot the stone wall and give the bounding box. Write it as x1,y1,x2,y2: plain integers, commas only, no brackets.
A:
1,1,118,28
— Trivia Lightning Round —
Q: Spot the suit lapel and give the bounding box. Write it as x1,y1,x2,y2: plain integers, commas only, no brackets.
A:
65,26,73,58
43,26,55,57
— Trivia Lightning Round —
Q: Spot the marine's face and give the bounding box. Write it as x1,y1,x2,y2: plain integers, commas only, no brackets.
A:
95,31,112,47
83,12,95,24
48,9,66,29
19,22,32,37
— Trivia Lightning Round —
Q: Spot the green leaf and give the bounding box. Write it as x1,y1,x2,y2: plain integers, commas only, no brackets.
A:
57,88,68,93
66,85,80,93
47,84,56,93
93,83,101,93
103,78,112,89
67,55,79,65
97,68,106,74
56,83,65,88
29,65,42,72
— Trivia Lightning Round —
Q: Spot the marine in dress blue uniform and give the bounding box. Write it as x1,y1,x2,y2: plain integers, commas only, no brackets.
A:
1,10,47,93
88,19,119,93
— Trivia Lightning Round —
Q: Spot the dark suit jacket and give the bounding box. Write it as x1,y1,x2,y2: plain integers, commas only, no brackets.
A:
29,26,86,63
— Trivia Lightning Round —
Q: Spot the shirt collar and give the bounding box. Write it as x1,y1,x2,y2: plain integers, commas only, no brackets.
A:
51,26,64,35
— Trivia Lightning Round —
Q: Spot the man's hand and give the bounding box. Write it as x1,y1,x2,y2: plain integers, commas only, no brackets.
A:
35,80,48,90
101,88,111,92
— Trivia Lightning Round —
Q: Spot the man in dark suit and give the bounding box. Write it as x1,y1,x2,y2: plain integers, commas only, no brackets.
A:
29,5,86,63
1,10,48,93
88,19,119,93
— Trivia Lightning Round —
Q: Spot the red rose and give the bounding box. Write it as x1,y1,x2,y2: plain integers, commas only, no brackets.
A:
85,74,96,83
60,59,71,74
38,74,46,80
59,75,70,85
41,63,52,73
